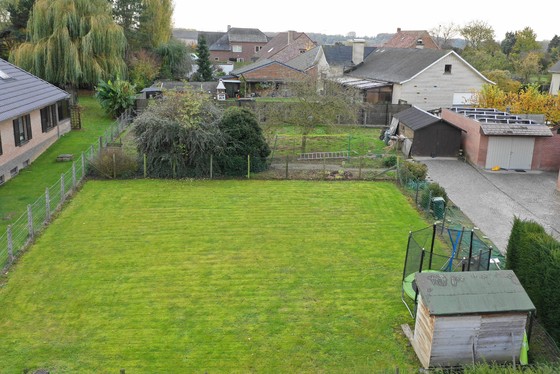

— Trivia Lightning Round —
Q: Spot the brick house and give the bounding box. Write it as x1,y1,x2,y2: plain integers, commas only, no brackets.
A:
253,31,316,63
440,107,558,171
209,27,269,63
383,28,440,49
0,58,71,185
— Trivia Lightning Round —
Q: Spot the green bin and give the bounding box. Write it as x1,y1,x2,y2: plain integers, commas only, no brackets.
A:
431,197,446,220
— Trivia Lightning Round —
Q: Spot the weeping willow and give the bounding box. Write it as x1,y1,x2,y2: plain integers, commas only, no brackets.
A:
10,0,127,88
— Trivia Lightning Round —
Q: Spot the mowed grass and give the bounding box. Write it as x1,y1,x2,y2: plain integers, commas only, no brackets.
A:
0,180,426,372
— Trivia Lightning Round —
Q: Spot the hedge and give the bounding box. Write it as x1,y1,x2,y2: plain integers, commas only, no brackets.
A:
506,217,560,345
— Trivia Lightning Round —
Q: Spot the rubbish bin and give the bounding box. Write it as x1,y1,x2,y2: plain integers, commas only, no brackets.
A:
431,197,446,220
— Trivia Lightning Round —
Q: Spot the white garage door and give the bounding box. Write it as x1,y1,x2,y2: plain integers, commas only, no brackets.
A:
485,137,535,170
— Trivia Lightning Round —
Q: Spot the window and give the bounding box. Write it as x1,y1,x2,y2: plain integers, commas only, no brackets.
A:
255,46,262,53
232,45,242,53
10,167,18,177
40,104,58,133
214,57,219,61
57,99,71,121
444,64,452,74
237,58,244,62
0,132,2,155
22,159,29,167
13,114,32,146
0,175,4,185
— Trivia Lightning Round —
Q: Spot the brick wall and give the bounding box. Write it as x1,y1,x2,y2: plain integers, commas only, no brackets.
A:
242,64,307,82
532,128,560,171
0,108,71,183
210,42,268,63
441,109,487,167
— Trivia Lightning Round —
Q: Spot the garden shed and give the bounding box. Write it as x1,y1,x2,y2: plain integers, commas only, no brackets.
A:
393,106,463,158
402,270,535,369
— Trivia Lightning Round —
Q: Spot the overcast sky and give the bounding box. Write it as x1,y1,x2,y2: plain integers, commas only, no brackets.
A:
172,0,557,41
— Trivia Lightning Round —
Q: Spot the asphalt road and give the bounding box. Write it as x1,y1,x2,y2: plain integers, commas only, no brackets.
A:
420,159,560,254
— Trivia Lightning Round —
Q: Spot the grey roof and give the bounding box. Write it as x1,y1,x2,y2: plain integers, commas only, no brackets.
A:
173,29,198,40
451,107,552,137
549,60,560,73
209,33,231,51
286,46,322,71
348,48,451,83
210,27,268,51
333,76,390,90
416,270,535,316
231,59,277,75
322,45,376,66
394,106,443,130
0,58,70,122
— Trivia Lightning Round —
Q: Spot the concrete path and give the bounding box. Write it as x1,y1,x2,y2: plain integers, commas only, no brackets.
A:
420,159,560,254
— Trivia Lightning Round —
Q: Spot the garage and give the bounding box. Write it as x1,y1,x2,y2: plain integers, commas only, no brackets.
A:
485,137,535,170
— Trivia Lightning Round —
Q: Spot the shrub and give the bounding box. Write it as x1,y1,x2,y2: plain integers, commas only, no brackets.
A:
382,155,397,168
420,182,448,208
95,78,137,118
214,107,270,176
89,147,138,179
402,160,428,181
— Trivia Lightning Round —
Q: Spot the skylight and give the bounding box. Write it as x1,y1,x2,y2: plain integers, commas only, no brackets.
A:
0,69,11,79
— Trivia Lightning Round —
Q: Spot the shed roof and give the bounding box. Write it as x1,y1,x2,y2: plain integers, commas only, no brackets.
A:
394,106,443,130
415,270,536,316
549,60,560,73
0,58,70,122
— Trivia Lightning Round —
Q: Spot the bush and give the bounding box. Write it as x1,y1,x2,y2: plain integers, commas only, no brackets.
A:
89,147,138,179
402,160,428,181
382,155,397,167
95,78,137,118
214,107,270,176
420,182,448,208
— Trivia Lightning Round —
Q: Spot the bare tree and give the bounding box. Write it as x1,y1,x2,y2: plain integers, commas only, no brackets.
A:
430,23,459,49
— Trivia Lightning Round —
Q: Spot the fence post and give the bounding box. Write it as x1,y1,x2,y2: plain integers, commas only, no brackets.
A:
487,247,493,270
81,152,86,180
45,187,51,222
27,204,34,239
72,162,77,190
60,174,66,203
285,156,289,179
7,225,13,263
143,153,147,178
467,229,474,271
112,153,117,179
90,144,94,160
98,136,103,156
358,157,363,179
210,154,213,179
247,154,251,179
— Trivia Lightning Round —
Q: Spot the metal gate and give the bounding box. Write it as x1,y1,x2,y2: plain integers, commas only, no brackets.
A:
485,137,535,170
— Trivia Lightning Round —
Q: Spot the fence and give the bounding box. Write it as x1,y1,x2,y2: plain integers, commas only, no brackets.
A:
0,109,135,273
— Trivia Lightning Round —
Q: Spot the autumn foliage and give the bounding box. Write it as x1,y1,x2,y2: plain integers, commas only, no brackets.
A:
472,84,560,124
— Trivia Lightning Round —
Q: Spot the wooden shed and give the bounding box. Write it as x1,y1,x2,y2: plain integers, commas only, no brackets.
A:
394,106,463,158
402,270,535,369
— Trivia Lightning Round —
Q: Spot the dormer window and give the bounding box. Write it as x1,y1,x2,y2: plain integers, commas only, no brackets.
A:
444,64,452,74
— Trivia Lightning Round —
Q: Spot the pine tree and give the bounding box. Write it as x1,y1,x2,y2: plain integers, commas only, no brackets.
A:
195,35,213,81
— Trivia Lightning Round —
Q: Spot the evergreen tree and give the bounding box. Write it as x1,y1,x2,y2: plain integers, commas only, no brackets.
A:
500,31,516,56
137,0,172,49
10,0,127,90
547,35,560,53
195,35,213,81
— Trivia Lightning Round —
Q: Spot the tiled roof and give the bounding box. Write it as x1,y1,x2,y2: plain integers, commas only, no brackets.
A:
255,31,305,60
383,30,440,49
286,46,322,71
228,28,268,43
450,107,553,137
0,58,69,122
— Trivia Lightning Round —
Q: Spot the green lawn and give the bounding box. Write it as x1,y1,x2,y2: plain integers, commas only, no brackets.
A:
0,94,113,233
0,180,427,372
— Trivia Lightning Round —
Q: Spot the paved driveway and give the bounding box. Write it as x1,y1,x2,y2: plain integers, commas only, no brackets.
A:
420,159,560,254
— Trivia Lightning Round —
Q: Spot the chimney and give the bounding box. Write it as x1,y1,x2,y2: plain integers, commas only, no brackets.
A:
227,25,231,31
287,30,296,45
352,39,366,65
397,27,401,33
416,38,424,49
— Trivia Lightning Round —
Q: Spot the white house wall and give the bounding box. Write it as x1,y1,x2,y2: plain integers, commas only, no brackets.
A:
397,54,488,111
550,73,560,95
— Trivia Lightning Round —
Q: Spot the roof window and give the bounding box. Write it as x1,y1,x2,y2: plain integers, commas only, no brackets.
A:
0,69,11,79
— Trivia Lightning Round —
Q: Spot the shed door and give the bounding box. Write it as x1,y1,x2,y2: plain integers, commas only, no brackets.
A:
485,137,535,170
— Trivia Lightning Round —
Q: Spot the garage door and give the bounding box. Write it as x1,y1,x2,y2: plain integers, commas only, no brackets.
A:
485,137,535,170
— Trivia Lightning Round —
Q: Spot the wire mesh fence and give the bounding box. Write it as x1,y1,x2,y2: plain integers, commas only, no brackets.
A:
0,109,135,273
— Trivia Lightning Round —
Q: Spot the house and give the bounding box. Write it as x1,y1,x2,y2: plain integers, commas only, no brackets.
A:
253,31,316,63
339,48,492,110
549,60,560,95
209,27,269,63
393,106,463,158
440,107,557,170
0,58,71,185
287,41,376,79
403,270,535,369
229,59,308,97
383,28,440,49
173,29,225,48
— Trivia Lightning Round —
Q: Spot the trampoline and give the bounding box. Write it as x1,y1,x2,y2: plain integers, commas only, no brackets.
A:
402,270,440,300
